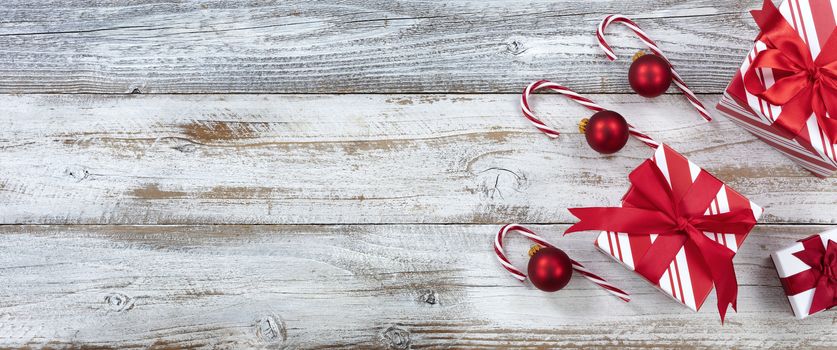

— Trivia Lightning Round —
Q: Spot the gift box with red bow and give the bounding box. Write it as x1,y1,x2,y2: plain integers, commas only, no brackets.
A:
771,228,837,319
717,0,837,177
566,144,763,321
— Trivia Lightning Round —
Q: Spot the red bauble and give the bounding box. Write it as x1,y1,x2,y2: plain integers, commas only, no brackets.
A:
584,110,629,154
527,247,573,292
628,54,672,98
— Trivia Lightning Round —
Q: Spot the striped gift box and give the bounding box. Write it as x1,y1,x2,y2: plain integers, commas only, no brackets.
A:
595,145,764,311
717,0,837,177
771,228,837,319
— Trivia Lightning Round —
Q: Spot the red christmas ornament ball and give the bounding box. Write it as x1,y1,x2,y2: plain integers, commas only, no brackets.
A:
527,246,573,292
583,110,630,154
628,54,672,98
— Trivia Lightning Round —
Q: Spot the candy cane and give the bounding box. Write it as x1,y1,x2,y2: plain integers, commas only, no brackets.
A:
521,80,659,149
494,224,631,302
597,14,712,122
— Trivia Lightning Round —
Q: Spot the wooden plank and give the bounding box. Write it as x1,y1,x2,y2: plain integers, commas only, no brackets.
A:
0,0,760,93
1,93,833,225
1,224,834,349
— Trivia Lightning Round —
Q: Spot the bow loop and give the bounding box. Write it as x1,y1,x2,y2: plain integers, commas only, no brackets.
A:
821,61,837,80
787,239,837,314
743,0,837,142
565,159,756,322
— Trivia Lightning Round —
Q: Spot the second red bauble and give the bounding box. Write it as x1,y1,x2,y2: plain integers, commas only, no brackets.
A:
584,110,630,154
628,54,672,98
528,246,573,292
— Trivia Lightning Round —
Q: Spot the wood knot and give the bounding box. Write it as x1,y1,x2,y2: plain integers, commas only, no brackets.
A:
476,167,528,200
255,314,287,344
380,326,410,350
157,136,199,153
65,166,90,182
418,289,438,305
103,292,134,312
505,39,527,55
131,88,142,94
172,143,197,153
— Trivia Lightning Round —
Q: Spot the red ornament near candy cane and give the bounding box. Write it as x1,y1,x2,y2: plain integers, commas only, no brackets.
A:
494,224,631,302
516,80,761,322
520,80,660,152
597,14,712,121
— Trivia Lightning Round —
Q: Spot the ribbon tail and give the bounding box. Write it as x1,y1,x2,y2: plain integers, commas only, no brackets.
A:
819,108,837,142
751,0,782,32
687,227,738,323
565,207,675,235
773,88,816,138
815,83,837,142
808,277,835,314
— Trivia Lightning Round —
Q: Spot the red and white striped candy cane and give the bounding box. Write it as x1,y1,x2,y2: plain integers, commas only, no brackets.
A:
521,80,659,149
597,14,712,122
494,224,631,302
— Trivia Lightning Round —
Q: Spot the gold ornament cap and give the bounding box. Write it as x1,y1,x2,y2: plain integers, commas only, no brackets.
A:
632,50,646,62
528,244,542,257
578,118,590,134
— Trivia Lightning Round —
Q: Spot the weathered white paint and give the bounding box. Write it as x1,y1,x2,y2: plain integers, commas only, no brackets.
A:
0,0,760,93
1,1,833,347
0,224,834,348
0,94,833,225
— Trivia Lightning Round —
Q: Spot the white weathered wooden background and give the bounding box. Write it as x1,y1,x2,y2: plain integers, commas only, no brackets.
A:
0,1,834,348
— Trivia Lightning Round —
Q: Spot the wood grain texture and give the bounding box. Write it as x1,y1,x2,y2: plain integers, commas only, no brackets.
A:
0,0,761,94
3,1,835,347
0,93,833,225
1,224,835,349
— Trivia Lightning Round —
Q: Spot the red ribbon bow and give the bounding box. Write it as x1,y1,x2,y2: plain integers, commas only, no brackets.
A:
781,238,837,315
565,160,756,322
743,0,837,142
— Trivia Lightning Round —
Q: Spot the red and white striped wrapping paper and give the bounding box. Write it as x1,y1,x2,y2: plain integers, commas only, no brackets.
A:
717,0,837,177
595,144,764,311
771,228,837,319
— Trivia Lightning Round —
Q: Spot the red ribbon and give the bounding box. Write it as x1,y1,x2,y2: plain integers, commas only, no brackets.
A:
780,238,837,315
743,0,837,142
565,160,756,322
